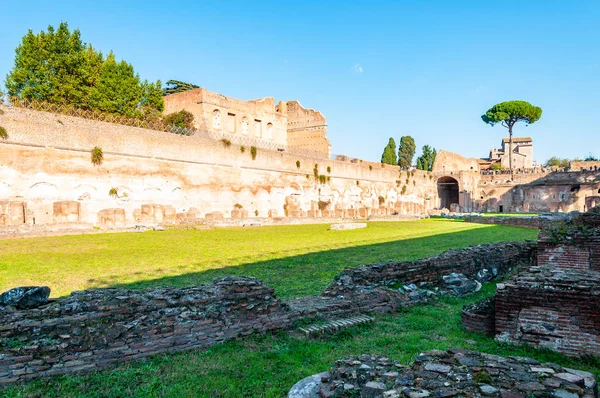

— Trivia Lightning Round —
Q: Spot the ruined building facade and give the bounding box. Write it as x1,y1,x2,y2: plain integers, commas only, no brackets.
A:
163,88,331,157
480,137,533,170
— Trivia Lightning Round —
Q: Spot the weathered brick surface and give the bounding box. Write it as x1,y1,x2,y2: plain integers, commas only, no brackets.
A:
461,297,495,336
323,242,535,297
495,267,600,357
464,216,551,229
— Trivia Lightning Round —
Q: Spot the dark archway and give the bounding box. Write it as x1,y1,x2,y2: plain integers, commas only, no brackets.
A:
437,176,459,209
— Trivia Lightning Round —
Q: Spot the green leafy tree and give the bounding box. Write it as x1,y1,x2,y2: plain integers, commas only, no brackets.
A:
163,80,200,96
381,137,397,165
89,52,143,116
5,22,101,107
140,80,165,113
164,110,194,129
416,145,437,171
584,153,598,161
545,157,570,168
481,100,542,172
397,136,416,169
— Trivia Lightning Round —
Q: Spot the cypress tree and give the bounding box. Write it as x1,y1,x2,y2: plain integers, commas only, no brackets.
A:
397,136,416,169
381,137,397,165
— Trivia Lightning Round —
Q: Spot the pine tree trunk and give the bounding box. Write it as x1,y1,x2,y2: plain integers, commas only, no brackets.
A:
508,126,513,179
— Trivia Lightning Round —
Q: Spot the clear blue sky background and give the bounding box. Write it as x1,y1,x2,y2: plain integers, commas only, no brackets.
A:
1,0,598,164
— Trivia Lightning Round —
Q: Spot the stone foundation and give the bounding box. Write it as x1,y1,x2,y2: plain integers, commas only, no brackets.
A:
462,297,496,336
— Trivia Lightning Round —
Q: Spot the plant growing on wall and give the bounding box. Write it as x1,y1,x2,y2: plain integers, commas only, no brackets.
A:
401,185,407,195
318,200,330,211
313,164,319,180
250,146,257,160
91,146,104,166
234,203,243,209
378,196,385,205
296,160,301,169
327,166,331,173
318,175,327,184
481,100,542,172
108,187,118,198
0,126,8,140
164,110,194,129
221,138,231,147
254,210,259,217
369,165,373,170
240,146,245,153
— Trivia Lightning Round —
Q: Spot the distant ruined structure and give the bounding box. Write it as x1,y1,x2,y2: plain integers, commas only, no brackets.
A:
163,88,331,157
479,136,534,170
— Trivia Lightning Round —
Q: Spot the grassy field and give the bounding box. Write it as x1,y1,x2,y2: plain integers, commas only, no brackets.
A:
4,284,599,398
482,212,539,217
0,219,536,299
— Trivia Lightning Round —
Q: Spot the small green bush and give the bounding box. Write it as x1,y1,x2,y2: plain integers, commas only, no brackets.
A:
250,146,257,160
318,175,327,185
401,185,407,195
234,203,243,209
108,187,118,198
163,109,194,129
313,164,319,178
240,146,246,153
369,165,373,170
406,178,409,184
356,180,360,186
326,166,331,173
378,196,385,205
221,138,232,147
254,210,259,217
91,146,104,166
0,126,7,140
413,180,416,186
296,160,301,169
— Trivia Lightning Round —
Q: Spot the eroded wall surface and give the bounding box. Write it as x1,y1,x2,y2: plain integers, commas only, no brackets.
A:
0,106,436,229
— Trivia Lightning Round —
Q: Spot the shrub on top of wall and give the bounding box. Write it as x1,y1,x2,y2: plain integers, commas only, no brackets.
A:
369,165,373,170
327,166,331,173
234,203,243,209
296,160,301,169
108,187,118,198
0,126,7,140
240,146,246,153
250,146,257,160
91,146,104,166
401,185,407,195
254,210,259,217
318,175,327,185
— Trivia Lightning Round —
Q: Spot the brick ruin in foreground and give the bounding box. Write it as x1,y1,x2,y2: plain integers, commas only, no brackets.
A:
0,242,534,385
464,209,600,358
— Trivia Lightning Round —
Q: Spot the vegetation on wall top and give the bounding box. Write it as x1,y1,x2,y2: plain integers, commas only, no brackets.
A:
162,80,200,96
91,146,104,166
0,126,7,140
5,23,164,118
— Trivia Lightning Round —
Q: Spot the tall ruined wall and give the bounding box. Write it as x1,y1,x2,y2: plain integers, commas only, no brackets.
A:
285,100,331,156
163,88,288,145
0,106,437,229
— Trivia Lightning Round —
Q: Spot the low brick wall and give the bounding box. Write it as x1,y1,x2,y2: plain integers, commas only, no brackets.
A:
495,267,600,357
0,277,292,385
323,242,535,297
464,216,551,229
461,297,496,336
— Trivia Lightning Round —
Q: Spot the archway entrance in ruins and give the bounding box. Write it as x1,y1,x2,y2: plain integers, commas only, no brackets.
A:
437,176,459,210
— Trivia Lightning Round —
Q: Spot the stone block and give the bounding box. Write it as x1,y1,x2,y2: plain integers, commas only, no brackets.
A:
330,223,367,231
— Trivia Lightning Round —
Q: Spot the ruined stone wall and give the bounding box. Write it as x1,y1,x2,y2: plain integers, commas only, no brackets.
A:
0,105,437,230
285,100,330,156
0,277,294,385
163,88,288,145
323,242,535,297
495,267,600,357
464,216,551,229
571,160,600,171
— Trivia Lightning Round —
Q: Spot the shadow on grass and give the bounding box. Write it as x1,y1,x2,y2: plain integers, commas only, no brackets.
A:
93,225,535,299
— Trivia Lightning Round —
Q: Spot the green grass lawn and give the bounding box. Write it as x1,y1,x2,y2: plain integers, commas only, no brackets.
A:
482,212,539,217
0,219,536,299
4,284,599,398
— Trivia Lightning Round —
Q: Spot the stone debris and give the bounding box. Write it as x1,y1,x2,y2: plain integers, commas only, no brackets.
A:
289,350,597,397
330,223,368,231
0,286,50,309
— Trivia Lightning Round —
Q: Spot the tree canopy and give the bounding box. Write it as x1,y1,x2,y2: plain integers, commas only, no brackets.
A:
163,80,200,96
5,22,163,117
416,145,437,171
397,136,416,169
545,157,570,168
481,100,542,171
381,137,397,165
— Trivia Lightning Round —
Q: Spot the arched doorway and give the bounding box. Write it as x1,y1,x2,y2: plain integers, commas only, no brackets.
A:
437,176,459,209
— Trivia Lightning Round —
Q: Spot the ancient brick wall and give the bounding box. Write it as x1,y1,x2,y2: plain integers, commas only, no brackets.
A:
322,242,535,299
0,277,292,385
464,216,551,229
495,267,600,357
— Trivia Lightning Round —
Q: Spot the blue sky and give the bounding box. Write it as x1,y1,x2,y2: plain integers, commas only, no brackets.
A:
1,0,598,164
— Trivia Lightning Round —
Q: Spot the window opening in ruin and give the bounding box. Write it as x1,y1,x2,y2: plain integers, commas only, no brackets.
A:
266,123,274,140
254,119,262,138
227,113,236,133
241,117,249,135
499,205,504,213
212,109,221,129
570,185,580,193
